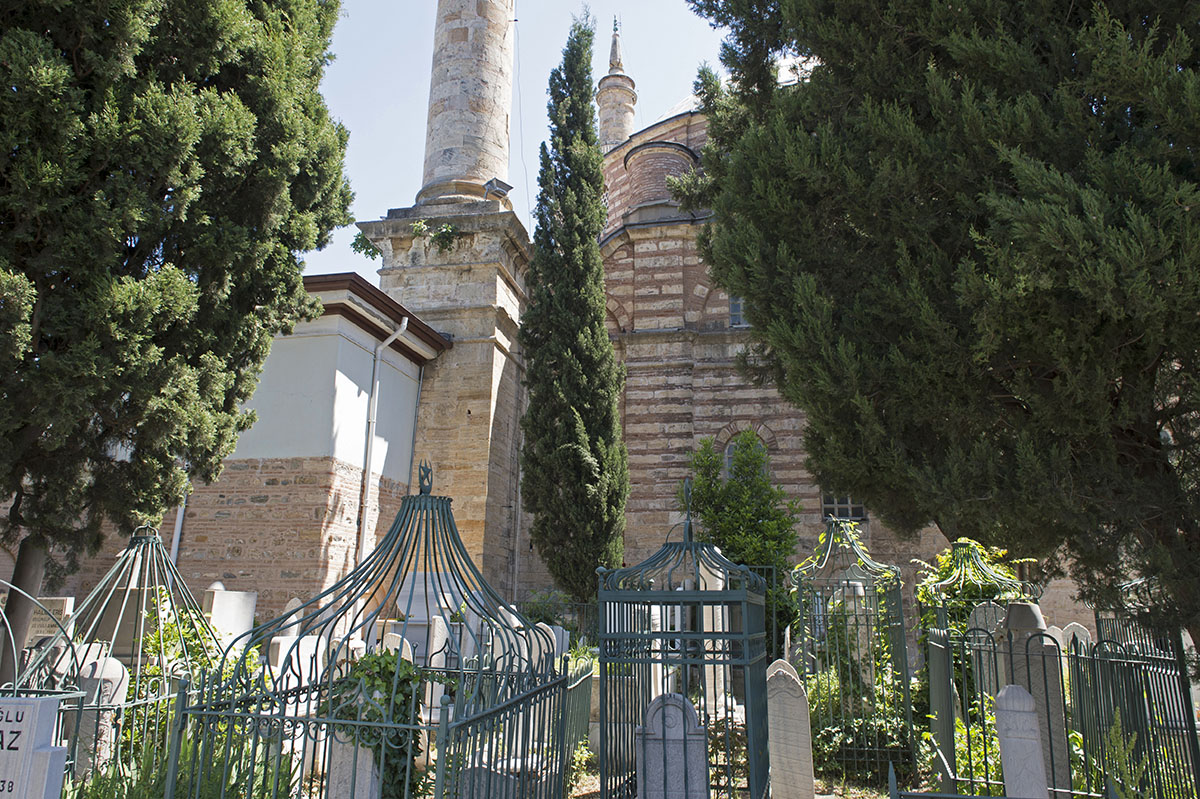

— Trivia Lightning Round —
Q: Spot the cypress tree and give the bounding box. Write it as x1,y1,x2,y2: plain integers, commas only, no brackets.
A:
520,17,628,602
0,0,352,661
683,0,1200,644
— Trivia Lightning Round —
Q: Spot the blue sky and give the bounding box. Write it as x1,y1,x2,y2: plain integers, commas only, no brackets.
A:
301,0,727,282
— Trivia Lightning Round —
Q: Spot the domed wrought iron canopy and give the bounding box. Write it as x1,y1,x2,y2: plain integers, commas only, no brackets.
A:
21,528,222,690
790,517,901,588
924,539,1041,604
220,464,556,707
597,485,765,595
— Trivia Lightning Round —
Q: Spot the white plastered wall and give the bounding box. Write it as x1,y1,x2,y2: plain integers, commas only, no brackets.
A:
233,315,421,483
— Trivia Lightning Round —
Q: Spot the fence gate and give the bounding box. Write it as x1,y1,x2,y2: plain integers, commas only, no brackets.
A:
598,501,769,799
790,519,915,783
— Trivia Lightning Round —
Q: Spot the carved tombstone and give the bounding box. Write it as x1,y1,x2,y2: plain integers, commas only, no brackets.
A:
636,693,709,799
995,685,1050,799
73,656,130,777
1003,602,1070,794
0,696,68,799
1062,622,1091,648
966,601,1008,695
381,633,414,664
766,660,815,799
327,738,381,799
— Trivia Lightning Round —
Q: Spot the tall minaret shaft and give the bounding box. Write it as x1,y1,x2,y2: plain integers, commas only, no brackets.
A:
419,0,515,205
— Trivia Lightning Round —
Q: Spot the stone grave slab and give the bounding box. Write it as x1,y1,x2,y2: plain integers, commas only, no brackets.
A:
995,684,1049,799
381,633,414,663
202,584,258,645
0,695,68,799
73,657,130,777
328,731,380,799
1003,602,1070,794
26,597,74,642
1062,622,1091,649
636,693,708,799
766,659,814,799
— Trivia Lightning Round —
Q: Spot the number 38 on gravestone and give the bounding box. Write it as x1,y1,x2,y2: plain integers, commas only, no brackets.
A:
0,696,68,799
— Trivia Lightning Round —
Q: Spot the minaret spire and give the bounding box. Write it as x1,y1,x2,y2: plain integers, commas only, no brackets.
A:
609,17,623,73
596,20,637,154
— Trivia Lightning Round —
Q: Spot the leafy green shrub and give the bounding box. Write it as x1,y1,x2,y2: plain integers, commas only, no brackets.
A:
803,584,915,786
565,740,597,795
65,733,295,799
914,539,1031,634
322,649,431,799
682,432,801,659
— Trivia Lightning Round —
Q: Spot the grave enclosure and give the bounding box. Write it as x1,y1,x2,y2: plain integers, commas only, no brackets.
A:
597,503,770,799
0,516,1196,799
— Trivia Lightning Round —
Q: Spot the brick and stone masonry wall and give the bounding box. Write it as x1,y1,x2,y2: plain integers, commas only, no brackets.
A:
60,456,409,623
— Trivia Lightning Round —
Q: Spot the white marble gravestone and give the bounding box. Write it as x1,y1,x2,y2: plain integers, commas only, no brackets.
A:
766,659,815,799
995,685,1050,799
202,583,258,645
966,601,1006,637
268,634,325,686
328,731,381,799
698,561,728,720
532,623,557,672
550,625,570,660
1003,603,1069,794
422,617,452,731
73,657,130,777
967,601,1008,695
1043,626,1065,650
636,693,709,799
0,696,68,799
1062,622,1091,648
381,633,414,664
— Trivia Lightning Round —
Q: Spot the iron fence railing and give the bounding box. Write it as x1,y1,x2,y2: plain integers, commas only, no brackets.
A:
437,657,592,799
516,565,789,657
926,623,1200,799
164,655,592,799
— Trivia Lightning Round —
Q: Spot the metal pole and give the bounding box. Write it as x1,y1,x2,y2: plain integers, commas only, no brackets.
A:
163,679,189,799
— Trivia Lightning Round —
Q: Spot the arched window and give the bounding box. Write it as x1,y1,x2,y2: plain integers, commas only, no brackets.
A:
723,435,766,478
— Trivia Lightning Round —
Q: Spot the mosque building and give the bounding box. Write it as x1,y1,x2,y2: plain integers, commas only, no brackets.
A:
59,0,1085,630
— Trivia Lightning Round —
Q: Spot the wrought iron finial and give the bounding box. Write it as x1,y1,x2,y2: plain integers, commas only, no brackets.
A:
419,461,433,494
613,15,619,33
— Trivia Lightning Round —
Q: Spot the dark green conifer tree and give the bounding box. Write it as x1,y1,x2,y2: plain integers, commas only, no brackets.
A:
520,17,628,602
681,0,1200,644
0,0,352,660
682,431,800,658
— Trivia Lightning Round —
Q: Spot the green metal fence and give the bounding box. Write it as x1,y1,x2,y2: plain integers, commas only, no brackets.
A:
790,519,916,783
437,657,592,799
165,466,571,799
17,530,220,791
926,620,1200,798
597,501,769,799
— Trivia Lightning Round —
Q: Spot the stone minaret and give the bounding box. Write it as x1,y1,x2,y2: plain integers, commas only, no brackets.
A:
596,20,637,153
419,0,515,206
358,0,529,597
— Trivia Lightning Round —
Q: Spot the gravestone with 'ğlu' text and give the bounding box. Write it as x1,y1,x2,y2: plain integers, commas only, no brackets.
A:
0,696,68,799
